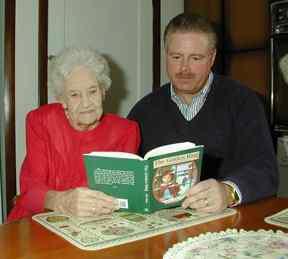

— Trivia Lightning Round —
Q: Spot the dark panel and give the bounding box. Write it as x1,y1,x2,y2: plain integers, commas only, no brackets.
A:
4,0,16,214
269,0,288,133
153,0,161,90
38,0,48,105
270,34,288,131
224,0,269,50
184,0,223,24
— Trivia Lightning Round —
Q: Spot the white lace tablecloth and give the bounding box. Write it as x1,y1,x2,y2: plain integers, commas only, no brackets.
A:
164,229,288,259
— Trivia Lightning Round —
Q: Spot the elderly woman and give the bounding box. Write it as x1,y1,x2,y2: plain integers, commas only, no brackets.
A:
8,47,140,221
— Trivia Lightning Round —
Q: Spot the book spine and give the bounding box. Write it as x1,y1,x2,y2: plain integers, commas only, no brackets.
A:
143,163,150,213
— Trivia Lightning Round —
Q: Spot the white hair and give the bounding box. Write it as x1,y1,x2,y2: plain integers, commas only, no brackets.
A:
279,53,288,85
48,47,112,98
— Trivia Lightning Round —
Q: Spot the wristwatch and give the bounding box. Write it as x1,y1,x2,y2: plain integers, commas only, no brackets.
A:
224,183,239,206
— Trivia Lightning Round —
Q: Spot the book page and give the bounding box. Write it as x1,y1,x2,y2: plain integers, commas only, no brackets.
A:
144,142,196,160
85,151,143,160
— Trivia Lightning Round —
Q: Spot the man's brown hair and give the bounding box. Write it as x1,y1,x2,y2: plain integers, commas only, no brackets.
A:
164,13,218,50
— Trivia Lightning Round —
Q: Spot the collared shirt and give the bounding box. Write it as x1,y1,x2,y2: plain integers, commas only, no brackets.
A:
170,72,213,121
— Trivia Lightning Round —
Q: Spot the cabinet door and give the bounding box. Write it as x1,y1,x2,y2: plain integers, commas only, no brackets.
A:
184,0,222,24
226,51,268,96
225,0,269,50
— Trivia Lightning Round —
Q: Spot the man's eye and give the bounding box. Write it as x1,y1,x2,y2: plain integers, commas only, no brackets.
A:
191,56,205,62
90,89,98,94
192,56,201,61
70,93,79,97
172,55,181,60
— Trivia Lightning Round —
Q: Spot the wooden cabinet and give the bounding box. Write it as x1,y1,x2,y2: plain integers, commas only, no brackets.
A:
226,51,268,96
225,0,269,50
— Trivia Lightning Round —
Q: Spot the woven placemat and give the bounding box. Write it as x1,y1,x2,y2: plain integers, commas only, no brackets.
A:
33,207,236,251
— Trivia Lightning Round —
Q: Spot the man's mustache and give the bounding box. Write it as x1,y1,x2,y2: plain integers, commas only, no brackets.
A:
176,73,194,79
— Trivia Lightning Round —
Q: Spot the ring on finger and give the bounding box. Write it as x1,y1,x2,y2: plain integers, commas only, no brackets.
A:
92,206,96,214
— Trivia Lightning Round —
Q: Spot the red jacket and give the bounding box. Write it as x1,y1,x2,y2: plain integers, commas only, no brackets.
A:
8,103,140,222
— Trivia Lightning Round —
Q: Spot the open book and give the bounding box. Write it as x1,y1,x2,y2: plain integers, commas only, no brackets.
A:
83,142,204,213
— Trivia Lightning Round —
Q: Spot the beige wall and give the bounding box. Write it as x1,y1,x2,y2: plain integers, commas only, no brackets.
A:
48,0,153,115
15,0,39,191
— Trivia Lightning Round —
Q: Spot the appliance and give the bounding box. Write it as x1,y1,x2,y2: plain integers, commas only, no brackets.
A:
270,0,288,134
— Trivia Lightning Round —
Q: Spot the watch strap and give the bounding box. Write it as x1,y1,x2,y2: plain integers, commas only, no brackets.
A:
224,183,239,206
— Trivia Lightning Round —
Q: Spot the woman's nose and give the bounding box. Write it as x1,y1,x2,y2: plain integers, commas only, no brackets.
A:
81,94,91,107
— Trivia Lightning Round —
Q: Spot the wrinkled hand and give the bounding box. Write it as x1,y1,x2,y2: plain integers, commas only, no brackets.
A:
45,187,119,217
182,179,229,213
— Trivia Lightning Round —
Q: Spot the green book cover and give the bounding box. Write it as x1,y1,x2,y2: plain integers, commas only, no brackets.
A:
84,142,204,214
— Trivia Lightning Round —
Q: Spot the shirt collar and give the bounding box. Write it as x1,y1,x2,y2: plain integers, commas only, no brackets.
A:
170,72,213,104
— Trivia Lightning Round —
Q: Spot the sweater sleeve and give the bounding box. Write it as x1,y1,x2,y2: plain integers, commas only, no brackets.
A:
220,92,278,204
7,111,50,222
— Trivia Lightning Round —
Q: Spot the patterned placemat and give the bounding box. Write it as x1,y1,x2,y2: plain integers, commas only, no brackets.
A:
265,208,288,229
163,229,288,259
32,207,236,251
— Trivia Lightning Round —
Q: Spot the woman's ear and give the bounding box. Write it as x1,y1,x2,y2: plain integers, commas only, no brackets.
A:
101,87,106,101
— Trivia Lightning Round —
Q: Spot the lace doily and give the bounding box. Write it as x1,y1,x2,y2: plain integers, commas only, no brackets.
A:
163,229,288,259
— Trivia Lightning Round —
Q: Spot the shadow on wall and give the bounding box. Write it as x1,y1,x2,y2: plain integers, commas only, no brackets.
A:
103,54,128,114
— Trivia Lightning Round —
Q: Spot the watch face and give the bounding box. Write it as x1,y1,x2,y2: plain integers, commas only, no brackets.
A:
225,184,237,205
234,189,240,202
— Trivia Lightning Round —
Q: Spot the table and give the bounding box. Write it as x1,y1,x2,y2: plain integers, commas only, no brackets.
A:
1,197,287,259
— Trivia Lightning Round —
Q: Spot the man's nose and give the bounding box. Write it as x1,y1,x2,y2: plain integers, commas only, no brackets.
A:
180,59,189,72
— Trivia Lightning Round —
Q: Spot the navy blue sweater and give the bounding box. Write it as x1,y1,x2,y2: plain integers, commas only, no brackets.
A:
128,74,278,204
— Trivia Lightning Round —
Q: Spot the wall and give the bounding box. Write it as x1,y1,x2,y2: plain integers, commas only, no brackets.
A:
15,0,39,190
48,0,153,116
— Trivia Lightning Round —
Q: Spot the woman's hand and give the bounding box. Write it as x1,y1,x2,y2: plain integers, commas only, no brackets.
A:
182,179,229,213
45,187,119,217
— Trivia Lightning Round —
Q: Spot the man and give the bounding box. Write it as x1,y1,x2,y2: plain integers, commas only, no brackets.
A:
128,13,278,213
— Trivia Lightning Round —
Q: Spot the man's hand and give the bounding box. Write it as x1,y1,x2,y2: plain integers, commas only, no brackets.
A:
45,187,119,217
182,179,229,213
